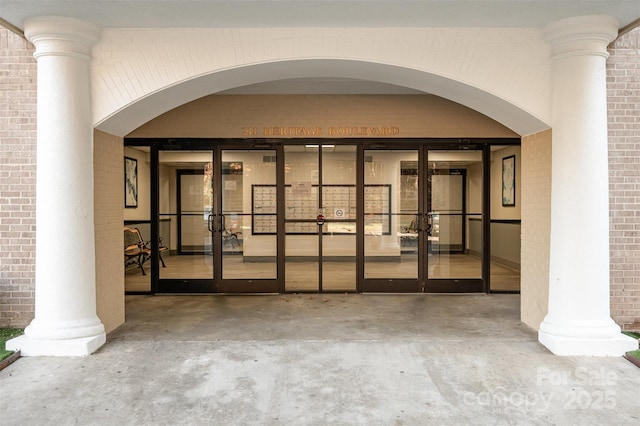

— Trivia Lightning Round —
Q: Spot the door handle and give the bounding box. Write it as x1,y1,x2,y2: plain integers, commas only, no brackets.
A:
424,214,433,235
414,214,422,232
208,214,215,232
413,214,426,233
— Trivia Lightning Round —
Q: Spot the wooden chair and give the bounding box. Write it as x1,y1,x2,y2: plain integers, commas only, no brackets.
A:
124,226,168,275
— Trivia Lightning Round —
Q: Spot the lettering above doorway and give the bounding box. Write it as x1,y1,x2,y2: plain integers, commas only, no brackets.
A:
241,126,401,137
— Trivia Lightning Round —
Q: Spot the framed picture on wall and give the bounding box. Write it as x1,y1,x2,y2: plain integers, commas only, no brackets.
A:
125,156,138,208
502,155,516,207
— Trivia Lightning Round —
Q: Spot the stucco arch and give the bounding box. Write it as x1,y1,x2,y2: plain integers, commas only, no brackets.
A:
91,27,551,137
95,59,549,137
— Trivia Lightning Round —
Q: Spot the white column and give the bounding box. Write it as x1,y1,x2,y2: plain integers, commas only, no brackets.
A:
7,16,105,356
539,15,638,356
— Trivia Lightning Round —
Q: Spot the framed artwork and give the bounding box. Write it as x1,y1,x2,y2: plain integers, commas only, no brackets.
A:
502,155,516,207
125,156,138,208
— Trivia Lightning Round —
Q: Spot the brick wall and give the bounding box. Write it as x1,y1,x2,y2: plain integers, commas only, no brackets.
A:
608,27,640,332
0,28,36,328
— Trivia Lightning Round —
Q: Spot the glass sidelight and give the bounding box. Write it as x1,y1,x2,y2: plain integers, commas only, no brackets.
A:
158,150,215,282
361,149,420,292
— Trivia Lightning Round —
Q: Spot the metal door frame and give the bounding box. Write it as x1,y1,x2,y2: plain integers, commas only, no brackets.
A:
359,143,423,292
147,139,281,293
423,144,488,293
126,137,519,295
359,141,491,293
215,143,282,293
282,141,359,293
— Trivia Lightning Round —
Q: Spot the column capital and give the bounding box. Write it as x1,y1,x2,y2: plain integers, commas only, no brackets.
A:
544,15,619,60
24,16,99,60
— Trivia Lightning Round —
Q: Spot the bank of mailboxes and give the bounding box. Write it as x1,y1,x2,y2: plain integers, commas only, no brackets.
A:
252,184,391,234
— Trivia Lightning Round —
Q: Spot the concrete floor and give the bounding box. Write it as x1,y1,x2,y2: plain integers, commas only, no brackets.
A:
1,294,639,425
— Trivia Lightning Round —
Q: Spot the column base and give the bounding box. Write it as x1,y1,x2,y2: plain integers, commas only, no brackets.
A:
539,331,638,356
6,333,106,357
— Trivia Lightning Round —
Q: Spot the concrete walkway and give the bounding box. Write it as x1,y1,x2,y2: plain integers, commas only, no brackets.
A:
1,294,639,425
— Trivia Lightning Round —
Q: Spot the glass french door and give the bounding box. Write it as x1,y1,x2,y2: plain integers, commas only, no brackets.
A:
145,140,488,294
361,145,486,293
154,143,279,293
283,144,357,292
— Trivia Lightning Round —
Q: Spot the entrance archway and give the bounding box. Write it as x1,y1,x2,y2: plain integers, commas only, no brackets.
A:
111,57,533,334
95,59,548,137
